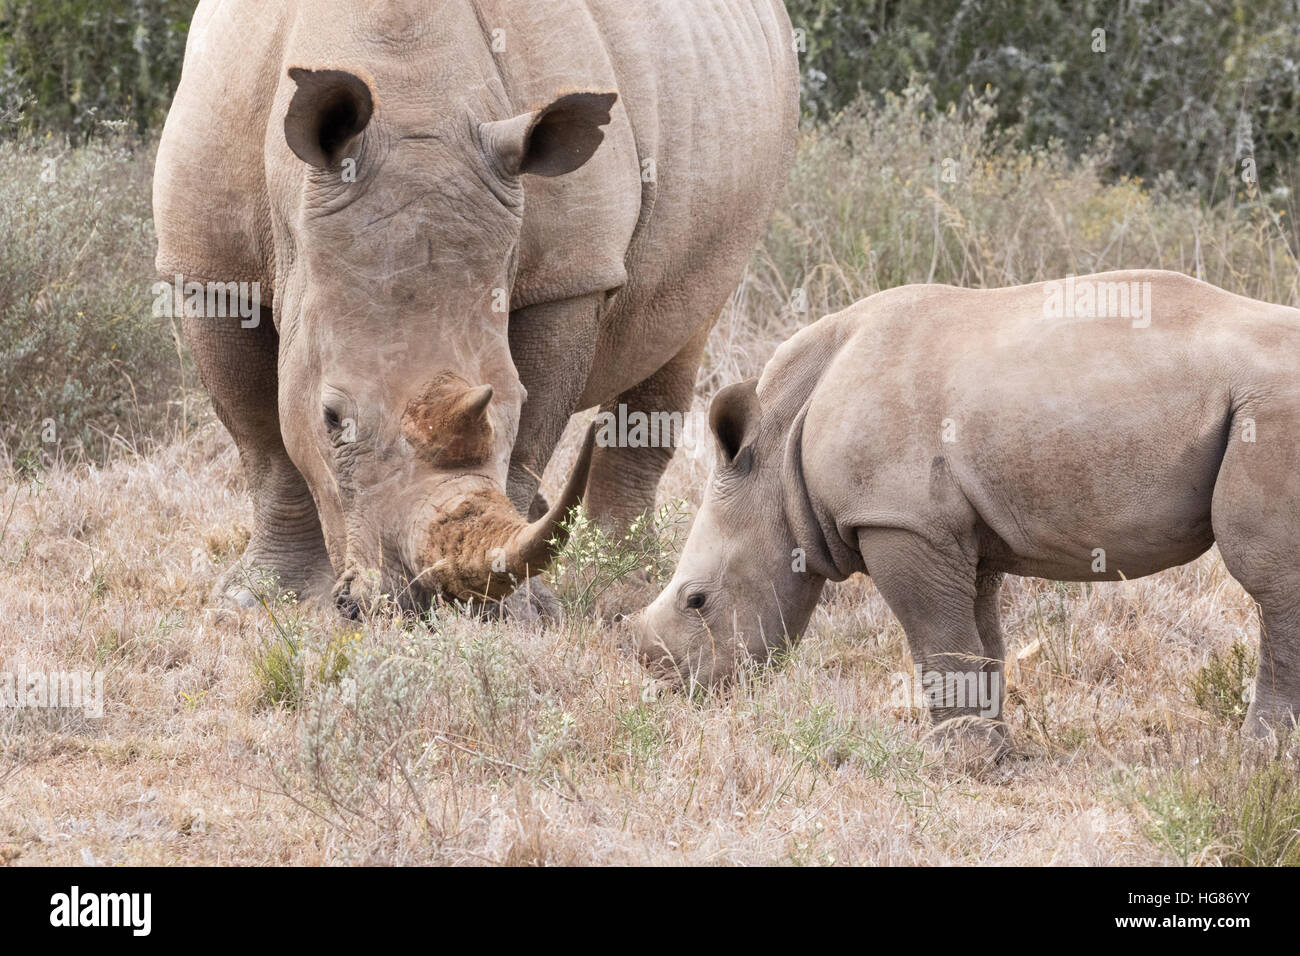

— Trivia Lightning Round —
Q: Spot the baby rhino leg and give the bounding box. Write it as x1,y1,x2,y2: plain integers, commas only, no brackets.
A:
975,572,1007,715
858,528,1008,756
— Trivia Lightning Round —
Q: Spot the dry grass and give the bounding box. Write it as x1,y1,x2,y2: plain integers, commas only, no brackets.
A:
3,93,1300,866
1,398,1293,866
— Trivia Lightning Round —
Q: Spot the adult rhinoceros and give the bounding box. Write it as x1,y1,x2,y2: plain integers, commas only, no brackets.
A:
153,0,799,612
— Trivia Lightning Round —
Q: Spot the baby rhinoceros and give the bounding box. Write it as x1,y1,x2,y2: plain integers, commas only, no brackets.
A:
637,269,1300,748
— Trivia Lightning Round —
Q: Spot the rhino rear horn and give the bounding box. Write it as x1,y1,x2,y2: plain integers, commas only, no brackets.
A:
285,68,374,169
481,91,618,179
403,377,496,468
450,384,494,424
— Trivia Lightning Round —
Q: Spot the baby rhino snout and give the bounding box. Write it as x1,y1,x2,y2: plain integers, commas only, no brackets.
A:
630,605,684,681
630,609,664,664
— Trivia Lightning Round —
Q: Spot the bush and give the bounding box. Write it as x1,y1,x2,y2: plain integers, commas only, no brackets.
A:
550,500,689,620
1133,750,1300,866
0,0,192,140
1189,642,1257,725
785,0,1300,195
0,132,188,466
743,86,1300,346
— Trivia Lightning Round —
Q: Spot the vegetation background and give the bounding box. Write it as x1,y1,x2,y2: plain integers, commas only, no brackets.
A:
1,1,1298,865
5,0,1300,458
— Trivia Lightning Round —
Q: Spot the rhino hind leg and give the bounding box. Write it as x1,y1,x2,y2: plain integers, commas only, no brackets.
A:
858,528,1010,759
185,306,335,609
1211,415,1300,741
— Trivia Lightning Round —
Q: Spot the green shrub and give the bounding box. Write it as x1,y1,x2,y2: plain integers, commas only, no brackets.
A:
1189,642,1257,725
0,0,192,140
1133,751,1300,866
250,591,356,711
550,500,689,620
785,0,1300,195
0,133,188,466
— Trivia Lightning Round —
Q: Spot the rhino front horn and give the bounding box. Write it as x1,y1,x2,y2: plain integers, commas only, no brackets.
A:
416,422,598,602
501,421,599,577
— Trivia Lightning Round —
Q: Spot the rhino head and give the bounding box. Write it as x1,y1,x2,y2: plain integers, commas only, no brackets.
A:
635,381,828,686
270,65,615,611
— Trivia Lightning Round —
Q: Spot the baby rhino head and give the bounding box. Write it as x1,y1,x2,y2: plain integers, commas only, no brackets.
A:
635,380,826,687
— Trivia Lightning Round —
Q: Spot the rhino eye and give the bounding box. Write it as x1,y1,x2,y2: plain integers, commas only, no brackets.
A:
323,404,343,432
685,592,706,611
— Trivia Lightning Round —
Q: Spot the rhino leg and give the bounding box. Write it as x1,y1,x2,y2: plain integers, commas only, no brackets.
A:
500,294,603,622
583,322,711,533
185,304,334,608
1212,415,1300,741
858,528,1009,756
974,572,1008,717
506,295,601,517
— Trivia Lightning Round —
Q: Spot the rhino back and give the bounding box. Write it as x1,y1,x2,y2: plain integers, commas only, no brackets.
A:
582,0,800,387
799,271,1300,579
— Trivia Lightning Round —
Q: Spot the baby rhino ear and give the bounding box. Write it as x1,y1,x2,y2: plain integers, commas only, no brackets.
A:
709,379,761,472
480,91,618,178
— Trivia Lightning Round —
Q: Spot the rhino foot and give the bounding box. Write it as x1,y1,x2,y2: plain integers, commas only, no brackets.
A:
1240,703,1300,758
924,715,1013,775
211,551,335,614
497,579,565,627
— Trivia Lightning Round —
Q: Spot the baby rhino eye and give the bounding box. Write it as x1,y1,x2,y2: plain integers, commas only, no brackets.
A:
323,404,343,432
685,592,706,611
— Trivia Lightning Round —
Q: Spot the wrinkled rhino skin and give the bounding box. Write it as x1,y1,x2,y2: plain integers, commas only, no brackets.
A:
153,0,799,610
640,269,1300,744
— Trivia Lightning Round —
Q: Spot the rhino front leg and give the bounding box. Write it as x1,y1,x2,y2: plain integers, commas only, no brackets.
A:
974,571,1008,723
858,528,1009,758
185,304,334,608
501,294,602,621
584,322,711,533
506,294,601,517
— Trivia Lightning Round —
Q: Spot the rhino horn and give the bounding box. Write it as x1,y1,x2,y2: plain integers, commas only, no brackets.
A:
451,384,494,424
403,376,495,466
416,422,597,602
499,420,598,578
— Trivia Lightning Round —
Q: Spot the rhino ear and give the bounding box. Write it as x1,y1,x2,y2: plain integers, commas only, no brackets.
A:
480,91,617,179
285,68,374,169
709,379,761,472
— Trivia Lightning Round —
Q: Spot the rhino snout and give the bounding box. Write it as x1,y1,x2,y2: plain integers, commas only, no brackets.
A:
632,608,679,678
634,596,734,687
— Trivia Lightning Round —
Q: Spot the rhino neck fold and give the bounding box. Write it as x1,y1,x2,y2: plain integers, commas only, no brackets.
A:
782,404,861,583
